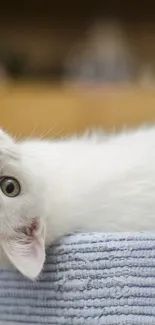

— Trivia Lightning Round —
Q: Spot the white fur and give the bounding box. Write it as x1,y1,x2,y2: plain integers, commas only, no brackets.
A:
0,126,155,277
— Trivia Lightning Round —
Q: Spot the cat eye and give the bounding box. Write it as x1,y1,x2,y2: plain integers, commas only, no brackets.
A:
0,177,21,197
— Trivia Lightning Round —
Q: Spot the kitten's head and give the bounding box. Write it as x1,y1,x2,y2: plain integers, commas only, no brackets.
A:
0,129,46,279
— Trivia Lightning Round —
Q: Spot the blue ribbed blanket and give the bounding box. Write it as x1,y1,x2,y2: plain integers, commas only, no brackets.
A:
0,233,155,325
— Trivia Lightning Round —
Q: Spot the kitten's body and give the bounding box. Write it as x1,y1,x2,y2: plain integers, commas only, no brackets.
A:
0,127,154,278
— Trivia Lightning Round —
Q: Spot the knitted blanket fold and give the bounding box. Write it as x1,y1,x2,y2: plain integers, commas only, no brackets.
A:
0,233,155,325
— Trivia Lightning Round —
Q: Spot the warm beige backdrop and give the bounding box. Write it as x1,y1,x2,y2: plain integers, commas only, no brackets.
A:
0,83,155,138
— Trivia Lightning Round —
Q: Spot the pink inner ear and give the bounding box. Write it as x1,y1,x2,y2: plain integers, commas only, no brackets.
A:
2,222,45,279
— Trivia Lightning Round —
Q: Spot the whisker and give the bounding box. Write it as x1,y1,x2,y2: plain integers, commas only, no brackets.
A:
39,125,57,139
50,128,65,140
26,126,38,141
14,133,22,141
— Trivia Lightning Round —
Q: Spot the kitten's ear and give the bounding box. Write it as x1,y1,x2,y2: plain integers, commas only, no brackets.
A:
0,128,14,143
2,221,45,280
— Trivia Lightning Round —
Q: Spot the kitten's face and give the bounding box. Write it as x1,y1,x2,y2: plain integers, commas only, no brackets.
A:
0,130,45,279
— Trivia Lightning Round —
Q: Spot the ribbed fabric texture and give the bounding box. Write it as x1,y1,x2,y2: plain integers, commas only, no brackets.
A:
0,233,155,325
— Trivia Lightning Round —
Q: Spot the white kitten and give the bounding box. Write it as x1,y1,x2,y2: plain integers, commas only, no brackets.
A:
0,127,155,279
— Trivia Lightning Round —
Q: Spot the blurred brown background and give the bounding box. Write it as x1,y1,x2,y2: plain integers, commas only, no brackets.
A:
1,0,155,138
